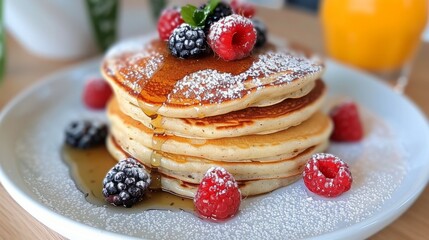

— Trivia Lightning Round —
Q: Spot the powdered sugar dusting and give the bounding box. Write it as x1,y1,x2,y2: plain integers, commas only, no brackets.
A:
13,87,407,239
169,69,248,103
204,166,239,191
119,54,164,94
104,36,164,95
103,35,323,104
168,50,322,104
311,152,342,162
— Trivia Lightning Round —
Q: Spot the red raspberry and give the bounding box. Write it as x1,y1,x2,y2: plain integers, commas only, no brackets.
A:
330,101,364,142
194,167,241,220
208,14,257,61
157,8,184,41
231,0,256,18
303,153,352,197
83,78,113,109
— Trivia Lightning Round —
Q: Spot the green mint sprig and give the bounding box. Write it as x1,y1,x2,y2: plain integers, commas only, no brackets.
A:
180,0,220,28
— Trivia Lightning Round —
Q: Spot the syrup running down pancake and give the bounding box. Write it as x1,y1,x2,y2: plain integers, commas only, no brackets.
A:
107,99,332,162
115,79,326,139
101,34,331,198
102,35,325,118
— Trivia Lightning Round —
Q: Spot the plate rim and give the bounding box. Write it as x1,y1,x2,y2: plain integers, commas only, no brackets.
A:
0,58,429,240
0,58,140,240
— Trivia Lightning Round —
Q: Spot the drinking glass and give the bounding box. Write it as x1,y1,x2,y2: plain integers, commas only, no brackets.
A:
321,0,428,93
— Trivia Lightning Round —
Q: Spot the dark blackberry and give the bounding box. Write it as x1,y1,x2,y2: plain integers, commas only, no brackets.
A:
252,19,267,48
102,158,151,208
168,23,207,58
65,120,108,149
201,2,233,33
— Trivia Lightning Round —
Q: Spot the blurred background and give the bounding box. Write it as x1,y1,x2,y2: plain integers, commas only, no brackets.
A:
4,0,428,58
1,1,429,239
5,0,427,93
0,0,427,99
1,0,429,89
4,0,321,60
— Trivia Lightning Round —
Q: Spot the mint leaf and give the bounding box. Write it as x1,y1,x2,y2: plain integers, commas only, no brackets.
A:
180,0,220,28
205,0,220,14
181,4,197,26
193,9,206,27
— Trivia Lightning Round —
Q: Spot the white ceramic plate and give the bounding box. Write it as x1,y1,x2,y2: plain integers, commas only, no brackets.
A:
0,59,428,240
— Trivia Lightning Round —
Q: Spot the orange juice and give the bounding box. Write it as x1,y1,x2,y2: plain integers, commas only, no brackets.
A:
321,0,428,71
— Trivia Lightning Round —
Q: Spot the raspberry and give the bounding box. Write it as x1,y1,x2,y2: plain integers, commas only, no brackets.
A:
157,8,184,41
208,14,257,61
231,0,256,18
65,120,108,149
330,101,364,142
194,167,241,220
102,158,151,207
303,153,352,197
200,2,233,33
82,78,113,109
168,24,208,59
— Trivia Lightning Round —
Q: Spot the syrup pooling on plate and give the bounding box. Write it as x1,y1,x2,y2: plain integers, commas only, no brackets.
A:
61,145,194,211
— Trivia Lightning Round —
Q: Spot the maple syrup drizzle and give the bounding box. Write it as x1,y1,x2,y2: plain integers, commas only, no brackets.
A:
141,109,167,168
136,40,255,106
131,40,255,169
61,145,194,211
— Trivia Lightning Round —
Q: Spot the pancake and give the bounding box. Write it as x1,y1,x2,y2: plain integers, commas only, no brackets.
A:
107,135,328,183
161,175,302,198
107,136,327,197
102,35,324,118
115,79,326,139
107,98,333,161
102,34,331,199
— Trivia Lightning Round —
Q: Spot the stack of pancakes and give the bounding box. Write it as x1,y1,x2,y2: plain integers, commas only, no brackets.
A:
101,36,332,198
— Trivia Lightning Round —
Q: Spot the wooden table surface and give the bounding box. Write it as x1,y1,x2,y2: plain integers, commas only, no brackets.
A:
1,6,428,240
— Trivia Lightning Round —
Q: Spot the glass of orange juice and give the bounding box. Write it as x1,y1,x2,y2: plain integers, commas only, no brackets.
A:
321,0,428,92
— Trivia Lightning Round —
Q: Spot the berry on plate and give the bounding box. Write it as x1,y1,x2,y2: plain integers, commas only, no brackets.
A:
65,120,108,149
168,23,208,58
208,14,256,61
231,0,256,18
82,78,113,109
194,166,241,220
303,153,352,197
157,8,184,41
330,101,364,142
102,158,151,208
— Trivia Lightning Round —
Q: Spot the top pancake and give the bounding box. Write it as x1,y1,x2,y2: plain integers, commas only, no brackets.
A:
116,79,326,139
102,35,324,118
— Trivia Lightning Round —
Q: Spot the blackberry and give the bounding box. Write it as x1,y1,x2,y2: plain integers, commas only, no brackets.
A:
252,19,267,48
201,2,233,33
168,24,207,58
102,158,151,207
65,120,108,149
